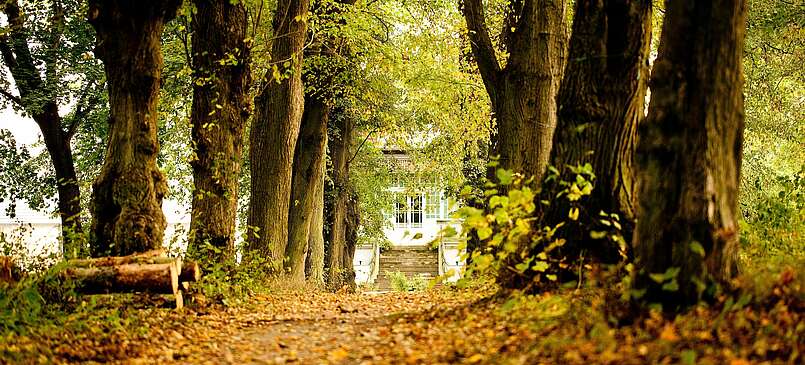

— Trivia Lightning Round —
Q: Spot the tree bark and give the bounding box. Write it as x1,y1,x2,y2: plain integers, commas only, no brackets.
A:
87,0,180,256
324,109,357,292
188,0,251,262
461,0,567,180
305,160,326,286
633,0,746,308
246,0,311,266
286,96,329,282
546,0,652,261
64,262,179,295
0,0,84,255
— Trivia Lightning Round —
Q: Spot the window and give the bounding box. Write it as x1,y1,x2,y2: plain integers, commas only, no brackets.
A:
411,195,423,228
394,196,408,227
393,194,424,228
425,191,441,219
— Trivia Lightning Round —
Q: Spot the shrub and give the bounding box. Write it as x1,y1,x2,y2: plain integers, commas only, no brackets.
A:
453,163,626,292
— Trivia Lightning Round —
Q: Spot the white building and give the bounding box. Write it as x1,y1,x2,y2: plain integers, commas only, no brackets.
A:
0,199,191,269
353,150,464,286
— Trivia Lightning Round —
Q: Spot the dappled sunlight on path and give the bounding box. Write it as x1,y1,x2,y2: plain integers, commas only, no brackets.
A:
133,289,490,364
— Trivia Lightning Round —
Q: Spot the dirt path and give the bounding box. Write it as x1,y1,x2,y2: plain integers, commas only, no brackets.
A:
130,290,487,364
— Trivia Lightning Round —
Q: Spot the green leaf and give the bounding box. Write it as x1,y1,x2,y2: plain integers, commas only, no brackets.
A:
662,279,679,292
477,227,493,240
532,261,549,272
680,350,696,365
689,241,706,257
590,231,607,240
496,168,514,185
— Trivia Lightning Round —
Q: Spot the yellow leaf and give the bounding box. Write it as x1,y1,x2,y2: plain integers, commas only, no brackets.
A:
466,354,485,363
659,324,680,342
568,207,579,221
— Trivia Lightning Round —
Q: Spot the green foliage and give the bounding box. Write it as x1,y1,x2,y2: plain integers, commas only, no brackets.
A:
0,262,79,333
0,131,54,217
739,0,805,264
454,164,626,291
386,271,428,292
741,167,805,261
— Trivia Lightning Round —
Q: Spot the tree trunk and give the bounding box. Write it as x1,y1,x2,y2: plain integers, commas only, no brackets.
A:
36,103,85,256
324,109,357,292
305,159,326,286
633,0,746,309
461,0,567,180
87,0,180,257
188,0,251,262
286,97,329,282
546,0,652,261
0,0,84,256
246,0,311,266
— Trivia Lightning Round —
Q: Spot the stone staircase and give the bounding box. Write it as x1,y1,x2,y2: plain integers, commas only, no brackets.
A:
374,246,439,291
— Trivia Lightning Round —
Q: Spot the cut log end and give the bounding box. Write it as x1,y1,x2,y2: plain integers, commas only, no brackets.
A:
180,261,201,282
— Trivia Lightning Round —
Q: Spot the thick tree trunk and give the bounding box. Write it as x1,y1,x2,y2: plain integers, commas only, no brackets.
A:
286,97,329,282
633,0,746,308
324,110,357,292
188,0,251,262
305,161,326,286
461,0,566,180
87,0,180,257
546,0,652,261
246,0,311,266
0,0,84,256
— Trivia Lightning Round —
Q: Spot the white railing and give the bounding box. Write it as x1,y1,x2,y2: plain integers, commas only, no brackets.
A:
368,242,381,283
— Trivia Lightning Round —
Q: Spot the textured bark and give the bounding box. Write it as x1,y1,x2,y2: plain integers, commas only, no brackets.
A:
64,262,179,295
461,0,567,180
0,0,84,254
305,160,326,286
547,0,652,260
286,97,329,282
324,110,357,292
246,0,311,265
633,0,746,308
188,0,251,261
87,0,180,256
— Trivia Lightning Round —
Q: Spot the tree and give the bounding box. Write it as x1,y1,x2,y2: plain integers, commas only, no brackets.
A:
304,161,326,285
246,0,311,266
286,0,356,284
545,0,652,260
460,0,566,180
633,0,747,308
0,0,104,255
285,97,328,282
324,106,359,292
187,0,251,261
87,0,181,256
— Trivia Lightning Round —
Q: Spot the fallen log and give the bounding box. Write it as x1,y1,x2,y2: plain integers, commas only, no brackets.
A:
59,252,200,309
63,262,180,295
68,254,201,283
67,249,170,267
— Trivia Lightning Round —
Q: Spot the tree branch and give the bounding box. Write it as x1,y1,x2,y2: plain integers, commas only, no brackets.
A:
348,128,377,165
0,88,23,107
460,0,501,104
1,0,44,99
65,81,104,141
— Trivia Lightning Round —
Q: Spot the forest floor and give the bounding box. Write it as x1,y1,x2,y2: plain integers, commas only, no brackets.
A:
1,267,802,365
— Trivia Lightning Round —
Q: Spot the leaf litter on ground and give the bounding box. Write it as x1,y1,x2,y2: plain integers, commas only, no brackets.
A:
0,267,801,364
